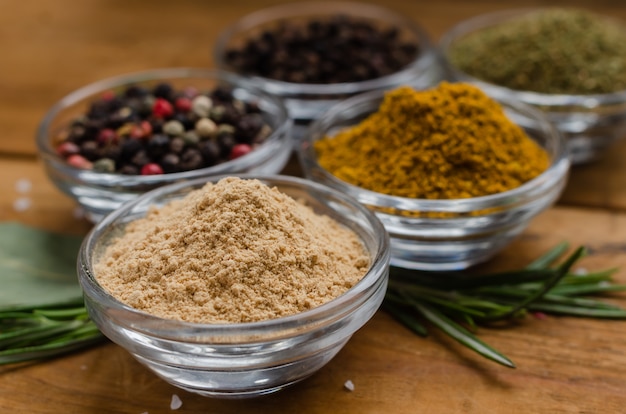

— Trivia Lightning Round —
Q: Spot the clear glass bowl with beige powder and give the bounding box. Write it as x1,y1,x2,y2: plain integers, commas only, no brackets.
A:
78,174,390,398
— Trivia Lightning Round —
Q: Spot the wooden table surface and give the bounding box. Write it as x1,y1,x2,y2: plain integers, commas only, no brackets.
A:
2,0,626,412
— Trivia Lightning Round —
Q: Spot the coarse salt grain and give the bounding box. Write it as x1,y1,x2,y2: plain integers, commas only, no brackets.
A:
13,197,32,212
344,379,355,392
574,267,588,276
14,178,32,193
170,394,182,410
73,206,86,220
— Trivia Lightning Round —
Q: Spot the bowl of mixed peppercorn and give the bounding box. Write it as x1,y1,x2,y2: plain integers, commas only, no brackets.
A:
440,8,626,164
36,68,292,222
214,2,443,126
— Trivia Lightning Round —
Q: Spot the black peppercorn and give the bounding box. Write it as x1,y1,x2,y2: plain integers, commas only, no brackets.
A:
147,134,170,158
67,125,87,144
180,148,204,170
80,141,100,161
161,153,180,173
124,85,149,99
236,114,264,143
153,83,174,100
102,145,121,161
218,133,236,158
119,138,142,161
198,140,221,165
169,137,186,154
119,164,140,175
87,101,107,120
223,15,420,84
174,112,196,130
211,86,234,103
83,120,104,140
131,150,151,167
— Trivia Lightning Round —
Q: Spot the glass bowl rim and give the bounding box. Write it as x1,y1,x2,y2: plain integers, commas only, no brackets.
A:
300,86,570,213
213,1,438,95
79,173,390,338
439,8,626,107
36,67,293,186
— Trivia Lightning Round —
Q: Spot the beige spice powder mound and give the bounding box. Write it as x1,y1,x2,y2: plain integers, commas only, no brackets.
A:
94,177,370,323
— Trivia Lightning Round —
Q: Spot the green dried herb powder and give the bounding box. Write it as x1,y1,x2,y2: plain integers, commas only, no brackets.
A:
448,8,626,94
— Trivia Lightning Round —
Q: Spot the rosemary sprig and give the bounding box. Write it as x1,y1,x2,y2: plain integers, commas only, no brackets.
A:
0,299,104,365
385,243,626,368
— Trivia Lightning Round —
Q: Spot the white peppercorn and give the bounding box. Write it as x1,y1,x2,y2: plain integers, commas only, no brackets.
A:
191,95,213,118
195,118,218,138
182,130,200,145
93,158,116,173
217,124,236,136
163,120,185,136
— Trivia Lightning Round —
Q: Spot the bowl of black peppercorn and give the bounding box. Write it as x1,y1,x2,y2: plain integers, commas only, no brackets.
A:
214,2,443,129
36,68,292,222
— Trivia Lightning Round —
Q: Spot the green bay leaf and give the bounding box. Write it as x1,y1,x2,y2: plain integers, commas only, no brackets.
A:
0,222,85,311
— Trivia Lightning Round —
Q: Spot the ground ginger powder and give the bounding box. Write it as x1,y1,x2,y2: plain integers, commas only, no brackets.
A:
94,177,370,323
314,83,550,199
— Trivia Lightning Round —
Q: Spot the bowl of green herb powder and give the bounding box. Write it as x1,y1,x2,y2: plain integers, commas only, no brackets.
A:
441,8,626,164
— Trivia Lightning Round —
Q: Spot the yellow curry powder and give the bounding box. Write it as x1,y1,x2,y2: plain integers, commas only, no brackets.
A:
314,83,550,199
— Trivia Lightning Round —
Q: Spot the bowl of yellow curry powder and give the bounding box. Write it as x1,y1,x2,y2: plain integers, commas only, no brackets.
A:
78,175,389,398
440,8,626,165
298,82,569,271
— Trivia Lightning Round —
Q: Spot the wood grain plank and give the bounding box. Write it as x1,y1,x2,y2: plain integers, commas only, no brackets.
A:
1,159,625,413
2,0,626,412
4,0,626,155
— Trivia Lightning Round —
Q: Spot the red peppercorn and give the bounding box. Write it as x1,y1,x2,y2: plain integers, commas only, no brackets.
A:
101,90,116,101
140,120,152,137
66,154,93,169
97,128,118,145
130,124,146,139
56,141,81,157
152,98,174,119
175,97,192,113
141,163,164,175
229,143,252,160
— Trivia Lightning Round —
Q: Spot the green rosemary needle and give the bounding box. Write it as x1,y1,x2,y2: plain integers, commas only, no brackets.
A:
0,299,104,366
385,243,626,368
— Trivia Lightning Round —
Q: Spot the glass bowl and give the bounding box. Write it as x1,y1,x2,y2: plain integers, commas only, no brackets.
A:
77,174,390,398
439,9,626,165
36,68,293,222
213,1,443,127
298,89,570,271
